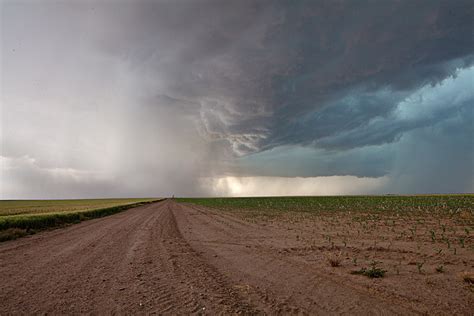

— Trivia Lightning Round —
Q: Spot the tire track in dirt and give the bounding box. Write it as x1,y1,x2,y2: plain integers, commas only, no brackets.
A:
0,200,260,314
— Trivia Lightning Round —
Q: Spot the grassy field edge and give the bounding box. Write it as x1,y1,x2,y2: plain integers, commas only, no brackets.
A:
0,199,163,242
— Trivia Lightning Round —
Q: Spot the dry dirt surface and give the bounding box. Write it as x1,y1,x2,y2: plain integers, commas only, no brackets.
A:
0,199,472,314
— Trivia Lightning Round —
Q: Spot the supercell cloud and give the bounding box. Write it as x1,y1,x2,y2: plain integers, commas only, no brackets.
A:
1,0,473,198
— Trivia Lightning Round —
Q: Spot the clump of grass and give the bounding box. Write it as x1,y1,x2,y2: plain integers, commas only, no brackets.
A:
328,257,341,267
351,266,387,278
435,265,444,273
351,261,386,278
461,272,474,284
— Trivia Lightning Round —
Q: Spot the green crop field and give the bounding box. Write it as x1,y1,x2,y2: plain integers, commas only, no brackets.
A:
0,198,160,241
177,195,474,220
179,195,474,273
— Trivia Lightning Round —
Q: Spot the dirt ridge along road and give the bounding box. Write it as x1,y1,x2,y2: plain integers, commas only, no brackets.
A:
0,199,465,314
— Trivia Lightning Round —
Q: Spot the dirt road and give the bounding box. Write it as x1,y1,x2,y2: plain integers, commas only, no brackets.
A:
0,200,469,314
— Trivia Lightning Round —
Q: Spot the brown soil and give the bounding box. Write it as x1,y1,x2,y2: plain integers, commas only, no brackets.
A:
0,199,472,314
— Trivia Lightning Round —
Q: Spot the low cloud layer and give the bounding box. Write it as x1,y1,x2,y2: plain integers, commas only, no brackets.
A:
1,0,473,198
206,176,388,197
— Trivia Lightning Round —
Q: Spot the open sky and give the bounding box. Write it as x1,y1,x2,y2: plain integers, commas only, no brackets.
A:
1,0,473,198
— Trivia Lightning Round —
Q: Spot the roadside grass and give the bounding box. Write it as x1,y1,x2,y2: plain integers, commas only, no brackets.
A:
0,198,160,242
0,198,158,216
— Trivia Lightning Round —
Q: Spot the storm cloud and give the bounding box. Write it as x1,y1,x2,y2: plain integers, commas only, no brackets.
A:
1,0,473,198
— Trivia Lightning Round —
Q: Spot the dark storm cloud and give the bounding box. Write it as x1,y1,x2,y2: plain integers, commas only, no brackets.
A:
257,0,473,151
93,0,473,154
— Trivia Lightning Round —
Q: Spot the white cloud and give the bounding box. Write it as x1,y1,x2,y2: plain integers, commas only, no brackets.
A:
0,155,110,199
204,176,389,197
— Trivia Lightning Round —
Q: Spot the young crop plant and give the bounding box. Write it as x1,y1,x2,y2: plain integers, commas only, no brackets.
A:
416,261,425,274
442,237,451,249
435,265,444,273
